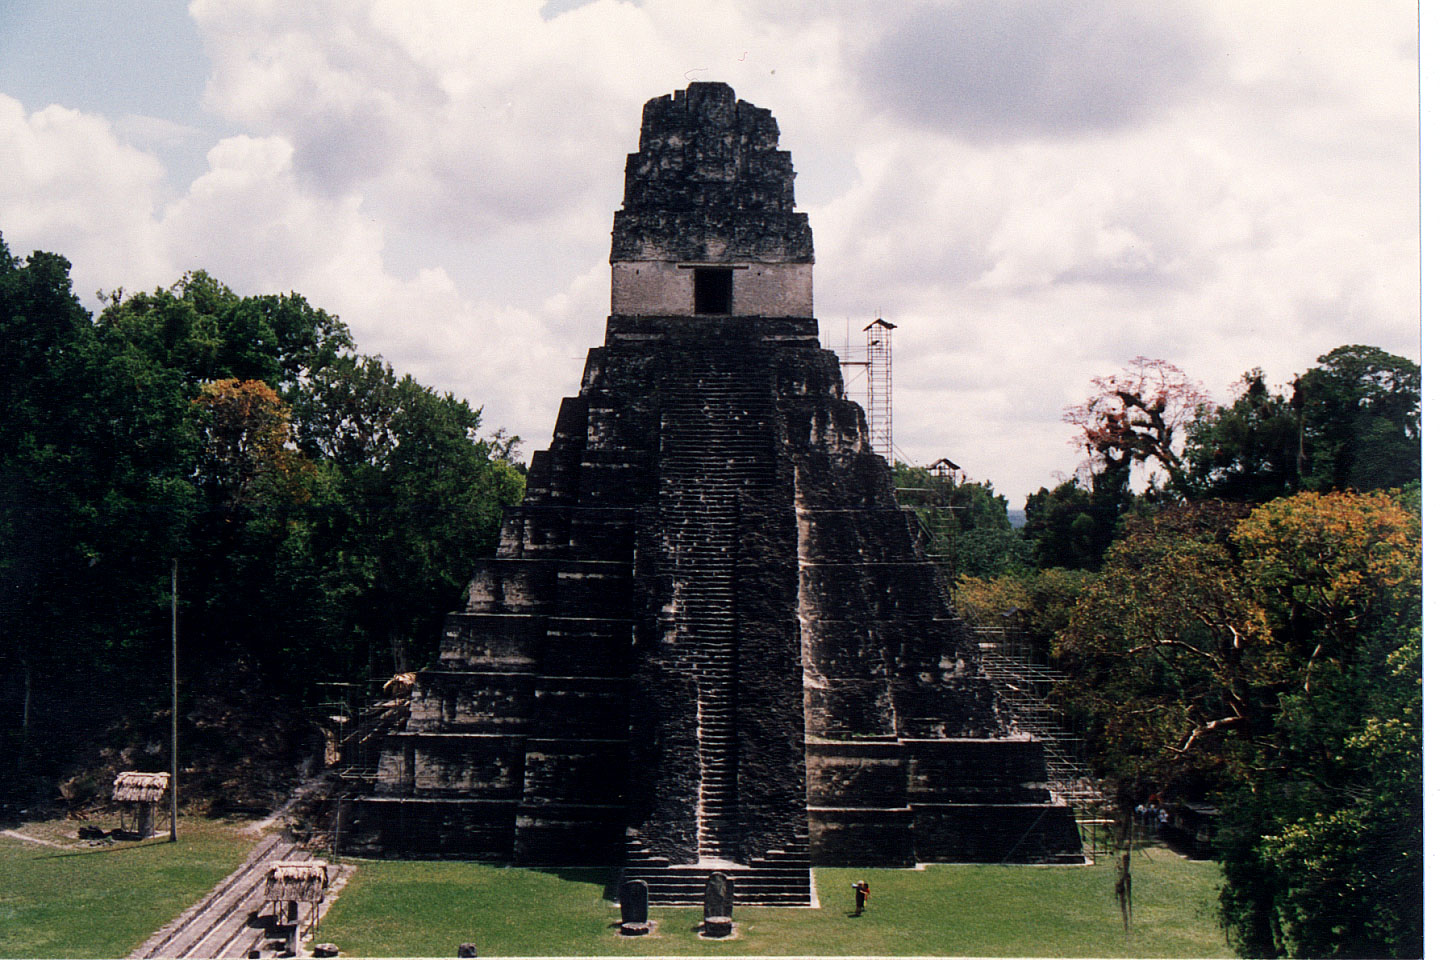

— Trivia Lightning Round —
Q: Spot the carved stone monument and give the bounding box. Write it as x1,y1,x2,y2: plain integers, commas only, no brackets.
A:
619,879,650,936
702,872,734,937
341,81,1082,904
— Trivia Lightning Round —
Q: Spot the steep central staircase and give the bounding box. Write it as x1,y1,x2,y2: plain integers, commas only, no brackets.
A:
661,355,770,861
623,347,813,906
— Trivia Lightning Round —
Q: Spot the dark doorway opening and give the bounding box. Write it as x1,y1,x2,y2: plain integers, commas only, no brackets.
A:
694,268,733,315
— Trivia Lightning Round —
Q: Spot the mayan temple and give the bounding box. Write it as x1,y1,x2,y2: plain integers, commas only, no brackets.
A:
341,82,1081,904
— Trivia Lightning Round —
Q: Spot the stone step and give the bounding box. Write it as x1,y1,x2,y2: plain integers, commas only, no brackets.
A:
624,875,817,892
661,460,770,466
660,469,769,476
621,867,812,907
661,464,770,471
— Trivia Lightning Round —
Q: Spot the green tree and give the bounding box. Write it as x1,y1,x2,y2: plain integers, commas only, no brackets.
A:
192,378,314,516
1054,501,1262,795
1021,478,1129,570
892,463,1030,576
96,271,352,396
1249,630,1420,958
1292,345,1419,492
1183,369,1301,501
1056,489,1420,957
0,237,198,795
1218,626,1421,959
951,567,1093,659
1181,346,1419,502
1064,356,1208,498
0,236,523,804
295,355,525,675
1024,357,1203,570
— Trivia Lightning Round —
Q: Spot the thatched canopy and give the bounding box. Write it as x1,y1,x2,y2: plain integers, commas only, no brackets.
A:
384,672,416,697
112,771,169,803
264,861,328,903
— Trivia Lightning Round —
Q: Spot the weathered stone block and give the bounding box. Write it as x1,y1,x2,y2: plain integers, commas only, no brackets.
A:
551,562,632,618
904,738,1050,801
512,803,626,864
807,806,916,866
797,507,924,563
911,803,1083,863
529,678,627,738
464,560,556,614
407,672,534,732
438,613,541,670
537,618,631,677
805,742,908,806
404,733,526,797
521,739,627,804
344,797,517,860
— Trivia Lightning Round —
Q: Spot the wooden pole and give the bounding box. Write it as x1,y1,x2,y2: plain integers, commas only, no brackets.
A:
170,558,178,842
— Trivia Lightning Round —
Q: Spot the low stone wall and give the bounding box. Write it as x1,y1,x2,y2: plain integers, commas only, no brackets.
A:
808,806,916,866
342,797,518,860
513,802,626,865
805,738,1082,864
913,804,1084,863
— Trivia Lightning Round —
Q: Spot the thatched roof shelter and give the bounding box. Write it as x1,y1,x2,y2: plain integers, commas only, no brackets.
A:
112,771,169,803
384,672,416,697
264,861,328,903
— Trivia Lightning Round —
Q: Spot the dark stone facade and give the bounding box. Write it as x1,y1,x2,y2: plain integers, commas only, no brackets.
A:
611,82,813,264
341,83,1081,892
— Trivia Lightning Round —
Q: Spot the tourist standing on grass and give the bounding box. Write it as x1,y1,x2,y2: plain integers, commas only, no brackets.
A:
852,880,870,914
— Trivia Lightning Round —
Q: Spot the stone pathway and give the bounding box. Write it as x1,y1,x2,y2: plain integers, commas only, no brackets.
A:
130,777,350,958
0,828,65,848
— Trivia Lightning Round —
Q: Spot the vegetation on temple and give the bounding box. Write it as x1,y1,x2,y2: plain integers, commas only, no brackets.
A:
890,464,1029,576
0,235,523,807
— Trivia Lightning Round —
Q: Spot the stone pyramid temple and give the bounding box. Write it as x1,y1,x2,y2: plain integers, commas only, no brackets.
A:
341,82,1081,903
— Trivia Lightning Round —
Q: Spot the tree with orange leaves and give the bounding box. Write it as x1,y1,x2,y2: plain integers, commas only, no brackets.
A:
191,378,313,515
1057,488,1420,957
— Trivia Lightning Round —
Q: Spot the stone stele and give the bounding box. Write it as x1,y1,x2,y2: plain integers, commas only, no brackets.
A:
340,81,1083,906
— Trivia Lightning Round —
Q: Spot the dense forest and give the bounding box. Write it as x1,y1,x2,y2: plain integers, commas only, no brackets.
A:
3,233,1419,958
0,236,524,809
911,352,1420,958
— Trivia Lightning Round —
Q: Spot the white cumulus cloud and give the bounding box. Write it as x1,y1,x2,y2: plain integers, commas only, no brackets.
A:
0,0,1417,501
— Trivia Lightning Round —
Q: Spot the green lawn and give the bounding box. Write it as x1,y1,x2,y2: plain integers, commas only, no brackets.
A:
319,848,1232,957
0,820,1231,959
0,816,257,959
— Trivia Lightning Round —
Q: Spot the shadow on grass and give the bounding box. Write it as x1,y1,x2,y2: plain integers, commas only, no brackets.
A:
524,865,619,902
33,836,180,860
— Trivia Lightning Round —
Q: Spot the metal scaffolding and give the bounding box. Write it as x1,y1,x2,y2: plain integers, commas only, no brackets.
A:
864,319,895,465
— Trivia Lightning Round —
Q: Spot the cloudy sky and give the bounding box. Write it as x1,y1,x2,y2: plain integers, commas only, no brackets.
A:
0,0,1419,504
